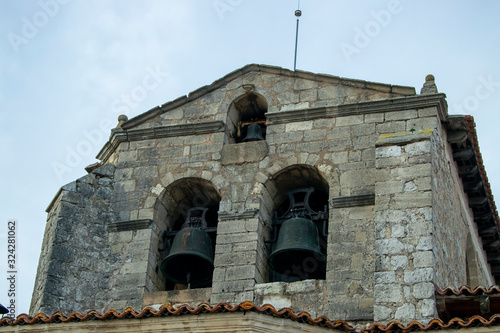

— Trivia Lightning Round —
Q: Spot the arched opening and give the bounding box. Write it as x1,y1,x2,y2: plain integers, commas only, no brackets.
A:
155,178,221,290
263,165,329,283
225,91,268,144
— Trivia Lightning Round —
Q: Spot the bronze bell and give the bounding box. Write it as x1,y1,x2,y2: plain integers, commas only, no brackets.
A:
160,227,214,286
269,217,325,278
242,123,264,142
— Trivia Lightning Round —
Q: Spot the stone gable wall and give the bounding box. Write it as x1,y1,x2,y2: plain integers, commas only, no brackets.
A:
31,72,493,326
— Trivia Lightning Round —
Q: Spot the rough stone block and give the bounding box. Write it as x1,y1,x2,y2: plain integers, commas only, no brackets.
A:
304,129,326,141
376,239,405,255
299,89,318,102
375,180,404,194
255,282,285,295
225,265,256,281
376,121,406,134
375,284,403,303
365,113,385,123
391,255,409,270
406,117,438,131
134,166,158,179
385,110,418,121
395,303,416,322
336,115,364,127
413,282,434,299
118,150,137,163
376,146,401,158
413,251,434,268
352,123,376,136
418,298,436,317
416,236,433,250
374,304,393,321
285,121,313,132
418,108,437,117
327,126,350,139
405,141,431,156
294,78,317,90
404,268,434,283
318,85,343,100
391,191,431,209
374,271,396,284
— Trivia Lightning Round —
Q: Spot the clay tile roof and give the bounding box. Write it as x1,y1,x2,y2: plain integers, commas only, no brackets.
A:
0,302,355,331
5,301,500,332
436,284,500,296
365,315,500,333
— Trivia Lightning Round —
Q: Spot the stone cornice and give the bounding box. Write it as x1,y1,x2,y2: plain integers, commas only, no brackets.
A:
107,219,153,232
218,209,259,221
331,194,375,208
96,120,224,161
267,93,448,125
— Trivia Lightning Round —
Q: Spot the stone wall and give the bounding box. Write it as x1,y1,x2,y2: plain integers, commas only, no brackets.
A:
373,129,437,324
431,125,492,288
31,164,121,315
31,67,495,325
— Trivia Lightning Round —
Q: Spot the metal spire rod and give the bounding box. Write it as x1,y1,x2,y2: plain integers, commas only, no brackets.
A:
293,1,302,71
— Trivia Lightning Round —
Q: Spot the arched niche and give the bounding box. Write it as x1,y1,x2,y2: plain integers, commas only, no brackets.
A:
261,165,329,283
225,92,268,144
154,178,221,290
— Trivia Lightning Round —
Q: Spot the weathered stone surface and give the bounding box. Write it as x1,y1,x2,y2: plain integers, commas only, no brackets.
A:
221,141,268,165
31,66,487,328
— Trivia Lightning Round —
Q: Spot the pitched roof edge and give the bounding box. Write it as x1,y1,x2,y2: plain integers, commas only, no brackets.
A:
121,64,416,130
7,301,500,332
464,115,499,228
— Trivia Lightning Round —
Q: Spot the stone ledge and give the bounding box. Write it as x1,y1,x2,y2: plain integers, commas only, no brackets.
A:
221,141,268,165
218,209,259,221
376,129,433,146
108,219,153,232
97,121,224,161
331,194,375,208
267,94,447,125
143,288,211,308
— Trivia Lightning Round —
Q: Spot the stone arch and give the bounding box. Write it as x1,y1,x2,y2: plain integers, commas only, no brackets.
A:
260,164,330,283
153,177,222,290
225,91,268,144
261,164,330,219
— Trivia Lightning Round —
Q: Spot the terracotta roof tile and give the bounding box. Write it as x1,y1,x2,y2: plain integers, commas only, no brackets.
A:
0,302,355,331
6,301,500,332
365,315,500,332
436,284,500,296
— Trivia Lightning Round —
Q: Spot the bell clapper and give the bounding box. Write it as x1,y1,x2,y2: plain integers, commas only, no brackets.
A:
186,271,191,289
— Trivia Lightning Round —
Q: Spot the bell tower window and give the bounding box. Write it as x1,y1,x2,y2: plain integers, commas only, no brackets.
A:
225,90,268,144
155,178,220,291
264,165,329,283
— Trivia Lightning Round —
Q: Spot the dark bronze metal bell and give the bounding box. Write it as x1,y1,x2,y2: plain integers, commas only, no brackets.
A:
242,123,264,142
160,227,214,286
269,217,325,277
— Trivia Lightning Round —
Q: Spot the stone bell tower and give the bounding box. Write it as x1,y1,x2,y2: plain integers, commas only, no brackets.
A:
30,65,499,326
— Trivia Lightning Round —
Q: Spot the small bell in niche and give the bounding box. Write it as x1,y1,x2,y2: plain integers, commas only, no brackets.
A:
242,123,265,142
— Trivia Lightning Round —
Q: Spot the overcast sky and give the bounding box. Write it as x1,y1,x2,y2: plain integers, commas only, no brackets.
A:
1,1,499,316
